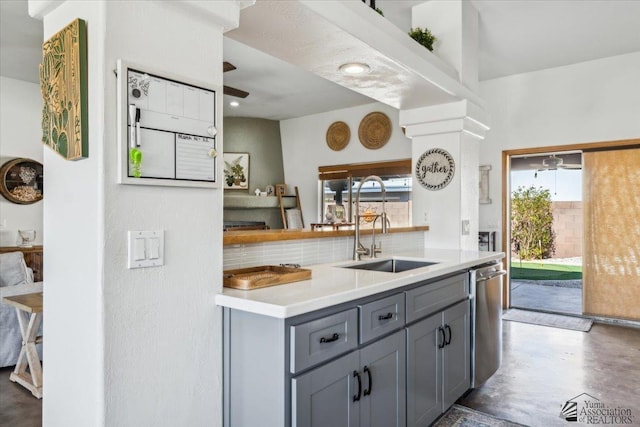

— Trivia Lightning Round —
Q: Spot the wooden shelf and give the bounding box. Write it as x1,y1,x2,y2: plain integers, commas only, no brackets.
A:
223,226,429,245
224,195,297,209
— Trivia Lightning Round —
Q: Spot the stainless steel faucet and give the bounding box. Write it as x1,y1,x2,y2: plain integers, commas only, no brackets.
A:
353,175,389,260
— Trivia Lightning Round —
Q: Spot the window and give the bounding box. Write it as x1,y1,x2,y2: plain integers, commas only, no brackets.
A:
318,160,412,227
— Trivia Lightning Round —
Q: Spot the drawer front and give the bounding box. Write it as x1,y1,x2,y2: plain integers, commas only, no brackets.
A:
359,293,405,344
290,308,358,373
405,273,468,324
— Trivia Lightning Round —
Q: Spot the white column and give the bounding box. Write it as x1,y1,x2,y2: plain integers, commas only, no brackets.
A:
401,100,489,250
412,0,479,91
29,1,241,426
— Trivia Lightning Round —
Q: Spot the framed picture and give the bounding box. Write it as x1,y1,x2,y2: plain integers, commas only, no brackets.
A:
40,18,88,160
276,183,287,196
479,165,492,204
223,153,249,189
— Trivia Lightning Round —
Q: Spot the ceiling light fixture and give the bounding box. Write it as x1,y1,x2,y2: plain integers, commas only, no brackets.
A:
229,101,240,107
339,62,370,75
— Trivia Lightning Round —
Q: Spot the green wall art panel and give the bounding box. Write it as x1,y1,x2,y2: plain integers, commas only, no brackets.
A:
40,18,88,160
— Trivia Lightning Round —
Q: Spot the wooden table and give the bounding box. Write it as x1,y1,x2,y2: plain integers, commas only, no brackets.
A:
2,292,43,398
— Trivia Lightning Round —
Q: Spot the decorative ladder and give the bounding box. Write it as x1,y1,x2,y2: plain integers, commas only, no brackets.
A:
278,186,304,229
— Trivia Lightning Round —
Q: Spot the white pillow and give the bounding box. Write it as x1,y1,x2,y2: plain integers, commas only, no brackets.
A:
0,252,33,287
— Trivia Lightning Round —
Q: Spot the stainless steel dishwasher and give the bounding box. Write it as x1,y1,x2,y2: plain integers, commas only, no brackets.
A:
470,260,507,387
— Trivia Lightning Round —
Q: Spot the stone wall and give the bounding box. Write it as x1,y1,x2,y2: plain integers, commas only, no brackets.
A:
552,201,582,258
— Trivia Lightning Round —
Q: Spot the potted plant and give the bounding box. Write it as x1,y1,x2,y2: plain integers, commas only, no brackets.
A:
408,27,437,52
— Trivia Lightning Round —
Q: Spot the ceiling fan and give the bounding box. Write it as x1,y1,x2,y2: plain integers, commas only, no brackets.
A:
531,154,582,171
223,62,249,99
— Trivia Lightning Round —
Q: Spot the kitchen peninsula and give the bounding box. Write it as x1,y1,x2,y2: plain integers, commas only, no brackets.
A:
216,247,504,427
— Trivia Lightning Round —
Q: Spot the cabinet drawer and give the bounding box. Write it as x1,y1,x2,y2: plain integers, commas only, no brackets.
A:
290,308,358,373
359,293,405,344
405,273,468,324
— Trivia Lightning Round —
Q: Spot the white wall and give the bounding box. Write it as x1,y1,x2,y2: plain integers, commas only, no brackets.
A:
478,52,640,250
40,1,233,426
0,76,43,246
280,102,412,225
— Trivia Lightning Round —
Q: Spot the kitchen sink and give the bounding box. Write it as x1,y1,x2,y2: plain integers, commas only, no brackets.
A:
340,258,439,273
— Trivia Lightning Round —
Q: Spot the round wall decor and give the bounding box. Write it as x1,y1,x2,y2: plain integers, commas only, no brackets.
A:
358,112,391,149
415,148,455,191
326,121,351,151
0,158,44,204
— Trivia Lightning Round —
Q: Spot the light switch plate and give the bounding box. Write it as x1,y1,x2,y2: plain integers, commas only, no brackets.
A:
462,220,470,235
127,230,164,269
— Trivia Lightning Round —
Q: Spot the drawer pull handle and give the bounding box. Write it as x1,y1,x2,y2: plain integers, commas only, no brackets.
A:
319,333,340,344
438,327,446,349
363,365,372,396
378,312,394,321
445,324,452,346
353,370,362,402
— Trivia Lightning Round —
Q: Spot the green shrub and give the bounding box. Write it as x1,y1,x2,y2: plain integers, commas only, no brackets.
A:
408,27,437,52
511,186,556,260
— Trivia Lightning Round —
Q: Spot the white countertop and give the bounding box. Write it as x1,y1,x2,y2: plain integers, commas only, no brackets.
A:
215,249,504,319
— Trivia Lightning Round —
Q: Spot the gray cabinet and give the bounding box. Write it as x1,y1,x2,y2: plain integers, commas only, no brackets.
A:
223,270,476,427
292,330,406,427
442,301,470,409
292,351,360,427
406,300,470,427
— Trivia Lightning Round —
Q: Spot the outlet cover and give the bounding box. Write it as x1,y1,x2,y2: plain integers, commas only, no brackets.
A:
462,220,470,235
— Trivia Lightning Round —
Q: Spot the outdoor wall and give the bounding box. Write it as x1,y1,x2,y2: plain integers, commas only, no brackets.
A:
551,201,582,258
280,102,412,226
0,76,43,246
478,52,640,250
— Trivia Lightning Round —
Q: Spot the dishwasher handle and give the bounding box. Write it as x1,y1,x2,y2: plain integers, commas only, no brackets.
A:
476,269,507,282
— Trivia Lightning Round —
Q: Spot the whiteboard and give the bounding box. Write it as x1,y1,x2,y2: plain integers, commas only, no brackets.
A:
116,60,220,188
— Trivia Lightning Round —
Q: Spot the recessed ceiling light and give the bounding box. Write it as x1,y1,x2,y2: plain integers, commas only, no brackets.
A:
339,62,370,75
229,101,240,107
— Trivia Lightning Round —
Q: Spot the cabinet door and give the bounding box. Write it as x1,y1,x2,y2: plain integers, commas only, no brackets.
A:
442,300,471,408
359,330,406,427
292,351,360,427
406,312,442,427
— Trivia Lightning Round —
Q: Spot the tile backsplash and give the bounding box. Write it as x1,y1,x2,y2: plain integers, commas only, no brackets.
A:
223,231,425,270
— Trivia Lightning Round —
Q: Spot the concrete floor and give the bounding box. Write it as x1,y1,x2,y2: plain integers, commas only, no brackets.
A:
459,321,640,427
2,321,639,427
0,366,41,427
511,280,582,315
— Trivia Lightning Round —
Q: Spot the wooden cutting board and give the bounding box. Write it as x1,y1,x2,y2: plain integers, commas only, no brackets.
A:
223,265,312,290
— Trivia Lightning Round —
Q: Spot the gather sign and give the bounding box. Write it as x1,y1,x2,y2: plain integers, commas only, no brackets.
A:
415,148,455,190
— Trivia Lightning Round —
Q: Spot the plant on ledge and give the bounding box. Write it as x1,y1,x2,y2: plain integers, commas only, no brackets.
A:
409,27,437,52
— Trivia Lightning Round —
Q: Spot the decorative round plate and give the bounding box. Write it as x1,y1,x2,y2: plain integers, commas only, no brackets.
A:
326,121,351,151
415,148,455,191
358,112,392,149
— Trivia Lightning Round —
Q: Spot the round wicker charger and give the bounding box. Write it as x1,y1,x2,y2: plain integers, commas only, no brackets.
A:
358,112,391,149
326,121,351,151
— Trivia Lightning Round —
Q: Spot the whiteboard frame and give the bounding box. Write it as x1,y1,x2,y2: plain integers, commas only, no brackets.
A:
116,59,221,188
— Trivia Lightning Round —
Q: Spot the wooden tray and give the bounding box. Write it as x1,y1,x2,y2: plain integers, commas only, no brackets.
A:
223,265,312,290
